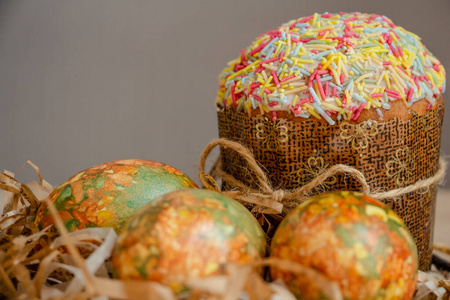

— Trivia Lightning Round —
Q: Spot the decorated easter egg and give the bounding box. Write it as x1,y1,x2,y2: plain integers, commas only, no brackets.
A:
270,191,418,300
112,189,266,294
35,159,198,233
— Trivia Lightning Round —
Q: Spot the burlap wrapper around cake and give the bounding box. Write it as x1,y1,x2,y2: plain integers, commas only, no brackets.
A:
217,101,444,271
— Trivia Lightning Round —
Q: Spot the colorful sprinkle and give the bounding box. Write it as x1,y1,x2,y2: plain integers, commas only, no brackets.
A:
217,12,445,123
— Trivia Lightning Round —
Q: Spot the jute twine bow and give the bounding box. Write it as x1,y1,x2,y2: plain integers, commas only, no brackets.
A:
198,138,447,216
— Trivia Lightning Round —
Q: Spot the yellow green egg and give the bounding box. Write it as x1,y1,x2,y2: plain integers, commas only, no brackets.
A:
35,159,197,233
270,191,418,300
112,189,266,294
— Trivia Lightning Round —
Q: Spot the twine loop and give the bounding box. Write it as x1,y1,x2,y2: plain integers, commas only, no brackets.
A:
198,138,447,216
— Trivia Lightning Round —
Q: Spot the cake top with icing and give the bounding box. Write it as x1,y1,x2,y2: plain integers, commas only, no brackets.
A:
216,12,446,124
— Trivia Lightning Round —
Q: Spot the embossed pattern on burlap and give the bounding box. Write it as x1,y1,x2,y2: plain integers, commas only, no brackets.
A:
217,106,444,271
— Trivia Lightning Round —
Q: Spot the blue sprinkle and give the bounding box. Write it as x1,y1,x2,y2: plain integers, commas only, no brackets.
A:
311,49,333,60
351,67,360,76
300,54,313,59
299,68,311,76
309,87,321,104
406,81,417,92
419,82,433,98
250,95,257,109
277,63,285,76
443,80,446,93
381,103,391,110
281,31,286,40
313,102,335,125
261,38,278,54
320,76,334,82
353,93,365,102
376,108,384,120
295,23,309,28
285,58,294,65
329,82,343,91
331,62,338,69
293,42,303,57
345,79,354,92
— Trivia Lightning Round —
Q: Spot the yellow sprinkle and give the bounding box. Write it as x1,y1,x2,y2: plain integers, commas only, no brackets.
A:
307,107,322,120
314,82,323,100
310,25,335,32
377,71,386,86
345,90,351,101
312,13,319,27
282,76,302,85
292,58,315,64
284,85,308,95
354,73,373,84
262,63,278,71
227,60,261,80
384,71,391,89
321,56,336,70
292,95,299,106
347,110,353,120
321,102,343,113
330,67,341,85
261,104,270,113
335,97,342,106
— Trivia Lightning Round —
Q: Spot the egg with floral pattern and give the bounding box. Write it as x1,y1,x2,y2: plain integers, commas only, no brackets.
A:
270,191,418,300
35,159,198,233
112,189,266,294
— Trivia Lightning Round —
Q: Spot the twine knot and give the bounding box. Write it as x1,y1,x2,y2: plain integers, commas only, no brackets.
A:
272,190,286,203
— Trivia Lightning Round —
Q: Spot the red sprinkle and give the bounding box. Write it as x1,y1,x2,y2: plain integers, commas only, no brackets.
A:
240,49,246,62
253,94,262,102
433,64,441,72
324,81,329,97
271,71,281,88
311,50,319,54
340,73,345,84
269,101,278,107
426,102,432,111
254,66,265,74
316,74,327,100
248,42,269,56
332,86,338,97
407,88,414,102
317,70,329,75
230,83,237,106
389,44,400,57
272,111,277,121
262,57,279,64
370,93,384,98
281,74,295,82
299,98,310,106
264,88,272,94
249,82,262,89
289,104,296,114
321,13,333,18
279,51,285,62
424,51,429,56
325,110,332,117
351,102,366,121
398,46,404,57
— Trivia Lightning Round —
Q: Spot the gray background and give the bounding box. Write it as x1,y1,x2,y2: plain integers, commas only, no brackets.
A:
0,0,449,187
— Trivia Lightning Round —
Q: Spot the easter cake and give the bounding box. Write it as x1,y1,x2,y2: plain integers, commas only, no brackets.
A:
216,12,445,270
